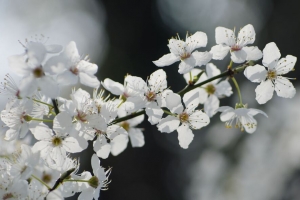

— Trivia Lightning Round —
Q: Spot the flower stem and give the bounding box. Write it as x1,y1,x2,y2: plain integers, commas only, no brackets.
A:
189,71,193,83
31,174,51,190
231,77,243,104
32,99,54,107
109,110,145,125
52,99,60,115
31,118,53,123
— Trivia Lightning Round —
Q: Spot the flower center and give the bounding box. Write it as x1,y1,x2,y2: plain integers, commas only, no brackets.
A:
42,173,52,183
180,52,190,60
120,122,130,131
231,45,241,52
179,112,189,123
267,70,277,80
52,137,62,147
76,110,87,122
88,176,99,189
33,66,44,78
70,67,79,75
205,84,216,95
145,91,156,102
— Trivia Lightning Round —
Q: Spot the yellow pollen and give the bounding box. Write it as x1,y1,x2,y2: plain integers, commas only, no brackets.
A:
120,122,130,131
33,66,44,78
179,112,189,123
180,53,190,60
146,91,156,102
267,70,277,80
205,84,216,95
52,137,62,147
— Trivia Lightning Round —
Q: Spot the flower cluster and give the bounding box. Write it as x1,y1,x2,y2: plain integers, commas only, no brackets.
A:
0,24,297,199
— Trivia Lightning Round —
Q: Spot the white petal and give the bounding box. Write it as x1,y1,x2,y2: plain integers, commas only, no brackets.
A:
4,128,18,140
153,53,180,67
125,76,147,94
63,136,88,153
244,64,267,83
186,31,208,52
189,110,210,129
107,124,128,139
168,39,187,56
204,95,220,117
215,80,233,97
8,55,30,76
215,27,236,46
78,72,100,88
45,44,63,53
77,60,98,75
127,114,144,127
32,141,51,153
275,55,297,75
129,128,145,147
93,137,111,159
57,70,78,86
38,76,60,98
102,78,124,95
217,106,235,121
183,90,200,111
53,112,73,133
148,69,167,93
206,63,221,79
157,115,180,133
262,42,281,67
111,134,129,156
237,24,256,47
30,123,53,140
178,57,196,74
274,77,296,98
64,41,80,61
240,115,257,134
91,154,100,175
248,108,268,118
243,46,262,61
50,147,67,166
230,49,247,63
192,51,212,67
165,92,183,114
210,44,230,60
19,75,37,97
177,124,194,149
145,103,163,125
255,80,274,104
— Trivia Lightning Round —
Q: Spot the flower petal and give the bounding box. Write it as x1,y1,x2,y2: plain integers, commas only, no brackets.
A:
178,57,196,74
237,24,256,47
168,39,187,56
244,64,267,83
231,49,247,63
148,69,167,93
215,27,235,47
210,44,230,60
243,46,262,61
192,51,212,66
93,137,111,159
128,128,145,147
177,124,194,149
78,72,100,88
102,78,124,95
275,55,297,75
204,95,220,117
255,80,274,104
165,92,183,114
262,42,281,67
215,80,232,97
274,77,296,98
111,134,129,156
145,102,163,125
217,106,235,121
77,60,98,75
157,115,180,133
153,53,180,67
189,110,210,129
186,31,208,52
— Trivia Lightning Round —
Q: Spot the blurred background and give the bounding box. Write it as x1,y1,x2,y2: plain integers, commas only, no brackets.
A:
1,0,300,199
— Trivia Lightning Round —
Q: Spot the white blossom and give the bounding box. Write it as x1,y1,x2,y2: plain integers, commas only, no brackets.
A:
153,32,212,74
210,24,262,63
244,42,297,104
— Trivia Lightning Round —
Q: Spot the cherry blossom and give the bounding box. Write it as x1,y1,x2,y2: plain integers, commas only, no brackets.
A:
153,32,212,74
210,24,262,63
244,42,297,104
